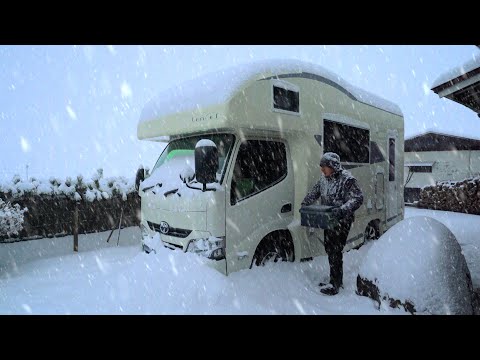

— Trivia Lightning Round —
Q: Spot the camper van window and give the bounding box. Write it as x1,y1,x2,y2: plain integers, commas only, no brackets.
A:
324,120,370,163
389,138,396,181
273,86,299,113
151,133,235,184
231,140,287,204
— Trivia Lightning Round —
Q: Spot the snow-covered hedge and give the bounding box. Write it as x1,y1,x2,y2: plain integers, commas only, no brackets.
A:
0,169,139,242
357,216,475,315
0,169,135,202
0,199,27,237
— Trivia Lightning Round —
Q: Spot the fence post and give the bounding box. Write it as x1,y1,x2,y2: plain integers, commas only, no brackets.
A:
73,202,79,252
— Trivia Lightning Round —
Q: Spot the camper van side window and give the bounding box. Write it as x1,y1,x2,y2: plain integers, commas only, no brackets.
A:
231,140,287,204
389,138,395,181
324,120,370,163
273,86,299,113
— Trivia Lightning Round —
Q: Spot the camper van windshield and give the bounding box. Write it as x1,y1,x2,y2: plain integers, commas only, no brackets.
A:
151,133,235,183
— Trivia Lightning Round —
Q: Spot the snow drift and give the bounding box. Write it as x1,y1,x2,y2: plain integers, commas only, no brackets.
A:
357,216,475,315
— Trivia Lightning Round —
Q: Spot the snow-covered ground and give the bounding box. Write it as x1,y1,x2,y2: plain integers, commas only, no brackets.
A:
0,207,478,314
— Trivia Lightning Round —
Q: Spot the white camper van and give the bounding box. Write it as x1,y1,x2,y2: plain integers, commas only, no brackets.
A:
136,59,404,275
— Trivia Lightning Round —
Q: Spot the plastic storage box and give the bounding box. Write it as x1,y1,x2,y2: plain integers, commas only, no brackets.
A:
299,205,339,229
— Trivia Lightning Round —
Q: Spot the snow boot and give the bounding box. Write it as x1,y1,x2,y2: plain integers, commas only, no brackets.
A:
320,284,339,296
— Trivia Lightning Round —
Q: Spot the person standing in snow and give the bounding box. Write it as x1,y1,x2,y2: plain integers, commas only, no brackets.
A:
301,152,364,296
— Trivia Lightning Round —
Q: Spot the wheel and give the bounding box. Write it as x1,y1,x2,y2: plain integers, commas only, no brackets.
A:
257,250,285,266
251,232,294,268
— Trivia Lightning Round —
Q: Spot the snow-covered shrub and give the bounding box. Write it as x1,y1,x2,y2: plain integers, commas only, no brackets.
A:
49,177,60,187
0,170,135,202
92,168,104,189
357,216,475,315
0,198,28,237
75,174,86,201
12,174,21,185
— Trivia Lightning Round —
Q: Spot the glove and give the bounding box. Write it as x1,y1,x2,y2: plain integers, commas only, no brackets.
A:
331,207,344,219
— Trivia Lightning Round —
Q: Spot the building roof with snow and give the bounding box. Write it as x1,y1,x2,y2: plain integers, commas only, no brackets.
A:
405,131,480,152
431,48,480,115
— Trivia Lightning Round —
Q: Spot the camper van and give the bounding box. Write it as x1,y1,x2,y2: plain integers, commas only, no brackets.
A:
136,59,404,275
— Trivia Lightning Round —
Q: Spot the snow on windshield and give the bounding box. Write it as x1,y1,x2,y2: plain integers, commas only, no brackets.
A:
141,154,195,190
140,152,221,199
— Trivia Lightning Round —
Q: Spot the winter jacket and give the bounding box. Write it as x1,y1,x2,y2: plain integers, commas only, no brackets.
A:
302,166,364,222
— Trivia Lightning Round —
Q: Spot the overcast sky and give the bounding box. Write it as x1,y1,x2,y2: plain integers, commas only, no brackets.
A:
1,45,478,182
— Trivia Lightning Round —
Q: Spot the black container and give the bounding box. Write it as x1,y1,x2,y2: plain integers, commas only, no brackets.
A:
299,205,339,229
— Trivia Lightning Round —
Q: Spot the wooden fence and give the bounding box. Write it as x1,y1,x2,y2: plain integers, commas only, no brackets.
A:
0,193,141,243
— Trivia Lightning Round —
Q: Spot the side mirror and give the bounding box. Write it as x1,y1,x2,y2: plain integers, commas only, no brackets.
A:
135,167,145,191
195,140,218,191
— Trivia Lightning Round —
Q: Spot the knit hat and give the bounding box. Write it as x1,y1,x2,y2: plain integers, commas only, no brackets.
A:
320,152,342,172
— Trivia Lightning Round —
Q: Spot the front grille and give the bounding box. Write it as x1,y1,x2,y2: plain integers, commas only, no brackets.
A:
163,242,184,251
147,221,193,238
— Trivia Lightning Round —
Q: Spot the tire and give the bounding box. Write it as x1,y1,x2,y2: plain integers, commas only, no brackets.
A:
251,232,294,268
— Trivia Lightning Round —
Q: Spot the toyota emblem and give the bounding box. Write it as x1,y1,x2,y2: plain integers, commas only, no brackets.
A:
159,221,170,235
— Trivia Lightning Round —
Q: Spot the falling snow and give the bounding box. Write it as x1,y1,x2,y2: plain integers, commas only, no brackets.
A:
66,105,77,120
0,46,479,314
19,137,30,153
120,81,132,99
107,45,116,55
1,46,478,183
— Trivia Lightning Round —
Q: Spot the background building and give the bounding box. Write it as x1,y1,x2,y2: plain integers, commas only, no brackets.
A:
404,131,480,203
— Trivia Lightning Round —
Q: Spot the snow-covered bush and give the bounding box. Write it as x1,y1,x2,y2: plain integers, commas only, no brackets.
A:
0,170,139,241
0,168,135,203
0,198,28,237
357,216,475,315
92,168,103,189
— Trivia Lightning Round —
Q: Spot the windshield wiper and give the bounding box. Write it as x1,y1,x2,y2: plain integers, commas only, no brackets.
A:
164,188,180,197
185,182,216,192
142,183,162,192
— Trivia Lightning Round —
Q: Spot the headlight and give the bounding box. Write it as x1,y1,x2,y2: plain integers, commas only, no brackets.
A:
186,236,226,260
140,223,151,237
141,225,161,254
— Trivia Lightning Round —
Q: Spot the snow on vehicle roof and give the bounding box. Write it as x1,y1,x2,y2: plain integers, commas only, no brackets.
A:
139,59,403,124
431,55,480,89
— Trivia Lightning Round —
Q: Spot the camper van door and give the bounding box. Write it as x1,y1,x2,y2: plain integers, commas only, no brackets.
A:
225,139,294,273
